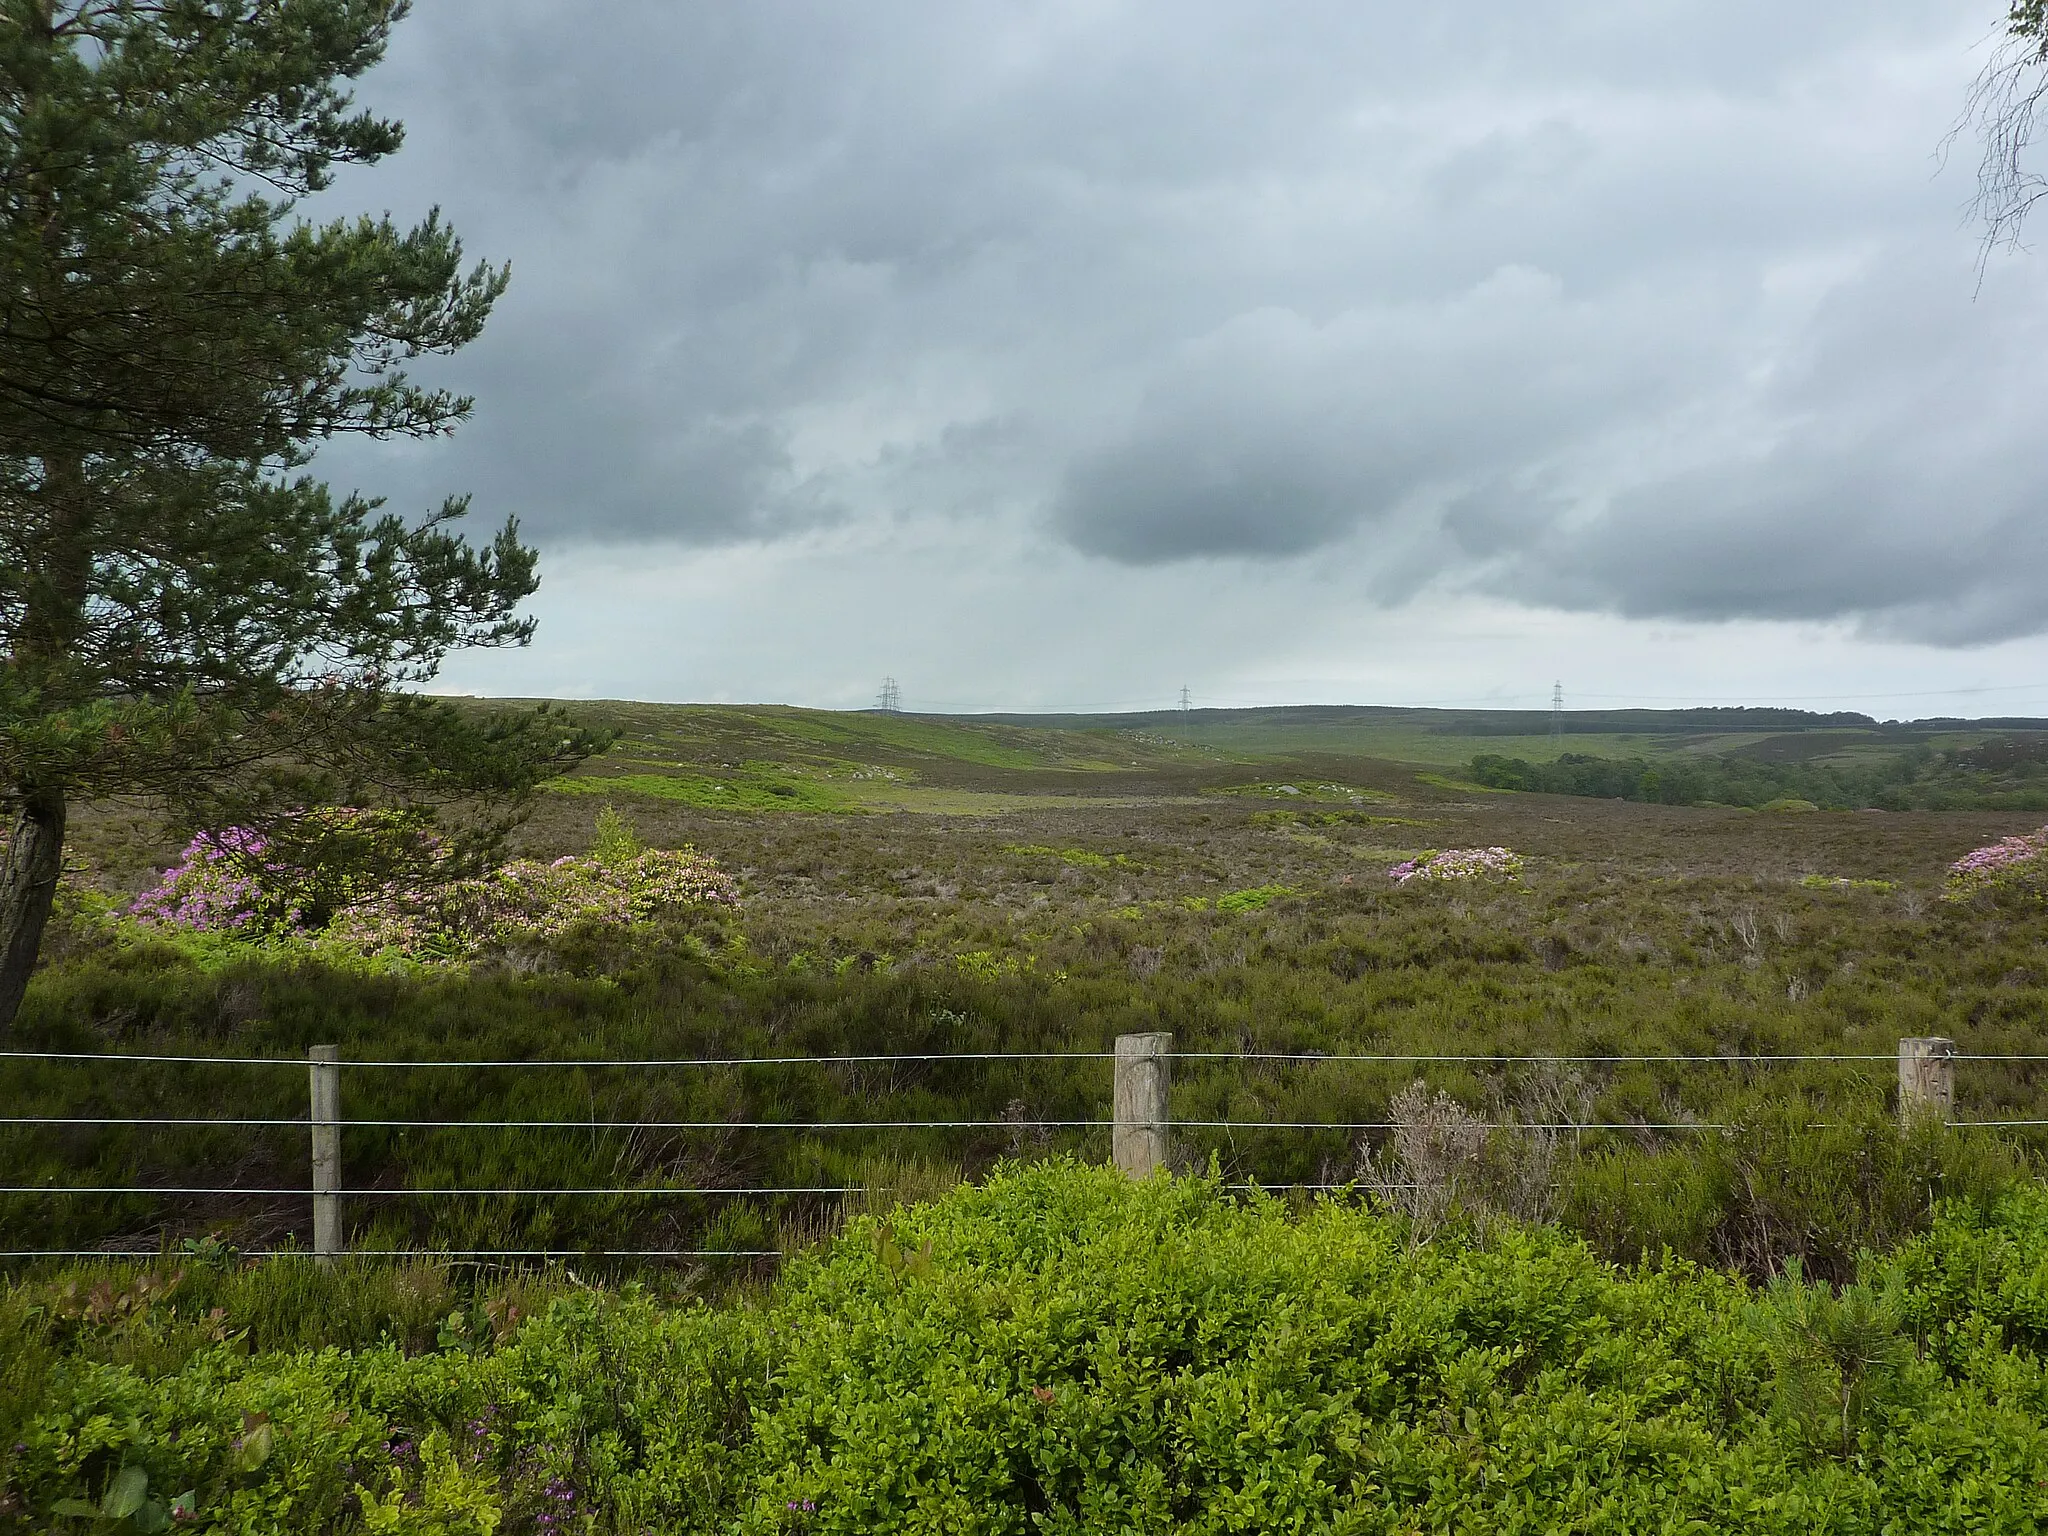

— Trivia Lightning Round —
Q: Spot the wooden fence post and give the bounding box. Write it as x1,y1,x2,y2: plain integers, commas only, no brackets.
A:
1897,1036,1954,1128
1113,1032,1171,1177
309,1045,342,1262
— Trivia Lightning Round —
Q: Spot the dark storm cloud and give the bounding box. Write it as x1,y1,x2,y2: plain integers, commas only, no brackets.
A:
1469,242,2048,642
317,1,2048,643
1052,270,1710,561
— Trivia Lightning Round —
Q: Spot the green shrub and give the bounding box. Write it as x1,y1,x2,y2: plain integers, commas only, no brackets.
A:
1564,1095,2022,1282
6,1164,2048,1533
589,803,643,866
1214,883,1297,913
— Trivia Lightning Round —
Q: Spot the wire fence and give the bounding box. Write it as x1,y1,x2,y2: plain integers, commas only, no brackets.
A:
0,1034,2019,1264
12,1048,2044,1067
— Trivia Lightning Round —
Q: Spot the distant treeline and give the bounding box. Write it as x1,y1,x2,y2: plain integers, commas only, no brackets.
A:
1448,706,1885,737
1469,736,2048,811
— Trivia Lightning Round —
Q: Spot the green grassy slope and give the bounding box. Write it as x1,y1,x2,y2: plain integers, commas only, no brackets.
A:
517,702,2048,803
977,704,2048,768
514,700,1242,814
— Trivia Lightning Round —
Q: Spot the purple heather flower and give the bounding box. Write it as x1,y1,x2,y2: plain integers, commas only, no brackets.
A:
1946,827,2048,899
1390,846,1521,883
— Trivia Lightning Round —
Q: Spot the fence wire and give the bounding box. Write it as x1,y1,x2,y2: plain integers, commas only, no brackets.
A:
1,1041,2022,1264
0,1249,780,1261
0,1115,1110,1130
7,1048,2032,1067
1,1181,1417,1199
0,1049,1115,1068
0,1115,1744,1132
0,1185,867,1198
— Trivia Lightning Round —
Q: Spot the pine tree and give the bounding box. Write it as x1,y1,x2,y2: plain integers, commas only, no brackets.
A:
0,2,592,1030
1749,1257,1917,1460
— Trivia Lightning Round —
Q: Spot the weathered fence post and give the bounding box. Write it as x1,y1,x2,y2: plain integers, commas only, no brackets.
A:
1897,1036,1954,1128
1113,1032,1171,1177
309,1045,342,1262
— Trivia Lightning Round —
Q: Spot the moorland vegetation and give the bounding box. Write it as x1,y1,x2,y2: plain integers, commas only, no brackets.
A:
9,701,2048,1529
11,703,2048,1273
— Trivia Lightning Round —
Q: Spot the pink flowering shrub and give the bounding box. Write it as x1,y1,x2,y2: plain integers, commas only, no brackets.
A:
128,810,446,937
1388,846,1524,884
128,806,738,965
1944,827,2048,901
127,827,280,934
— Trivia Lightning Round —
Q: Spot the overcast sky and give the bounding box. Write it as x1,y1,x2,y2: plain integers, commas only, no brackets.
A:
313,1,2048,717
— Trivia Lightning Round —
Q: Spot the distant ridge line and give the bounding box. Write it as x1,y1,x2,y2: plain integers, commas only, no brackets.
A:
955,704,2048,734
482,697,2048,733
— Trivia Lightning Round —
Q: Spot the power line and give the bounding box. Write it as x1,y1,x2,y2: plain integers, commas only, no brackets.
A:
875,676,901,712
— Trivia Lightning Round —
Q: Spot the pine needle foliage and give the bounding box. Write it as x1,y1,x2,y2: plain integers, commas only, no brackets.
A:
0,2,604,1031
1748,1256,1918,1461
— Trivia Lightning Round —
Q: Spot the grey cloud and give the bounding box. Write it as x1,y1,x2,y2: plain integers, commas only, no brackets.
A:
1052,269,1714,562
1057,423,1365,563
1501,452,2048,647
1464,243,2048,643
304,1,2048,649
1426,120,1598,213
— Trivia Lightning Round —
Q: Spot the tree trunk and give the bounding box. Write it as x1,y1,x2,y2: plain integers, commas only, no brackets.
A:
0,789,68,1035
0,432,90,1036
